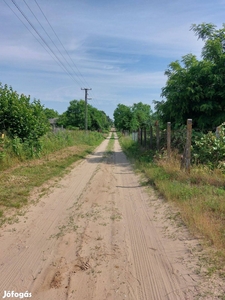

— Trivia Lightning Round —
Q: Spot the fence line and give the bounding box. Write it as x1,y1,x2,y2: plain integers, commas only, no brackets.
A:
130,119,193,173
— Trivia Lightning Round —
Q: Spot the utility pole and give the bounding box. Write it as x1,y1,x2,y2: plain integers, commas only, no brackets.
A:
81,88,92,133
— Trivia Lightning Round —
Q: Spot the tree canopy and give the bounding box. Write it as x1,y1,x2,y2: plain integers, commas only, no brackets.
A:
156,23,225,130
113,102,153,131
57,99,112,131
43,108,59,119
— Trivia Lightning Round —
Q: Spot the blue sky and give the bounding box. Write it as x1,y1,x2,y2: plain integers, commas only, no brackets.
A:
0,0,224,119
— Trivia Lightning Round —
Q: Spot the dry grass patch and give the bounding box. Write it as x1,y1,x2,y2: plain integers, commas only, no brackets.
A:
119,136,225,276
0,143,100,226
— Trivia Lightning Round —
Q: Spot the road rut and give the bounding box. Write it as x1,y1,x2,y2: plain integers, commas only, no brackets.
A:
0,134,213,299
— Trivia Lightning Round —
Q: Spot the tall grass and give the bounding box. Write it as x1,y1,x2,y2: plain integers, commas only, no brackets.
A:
120,135,225,267
0,130,106,225
0,130,104,171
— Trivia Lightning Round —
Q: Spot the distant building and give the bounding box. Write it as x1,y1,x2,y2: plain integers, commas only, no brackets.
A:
48,118,59,132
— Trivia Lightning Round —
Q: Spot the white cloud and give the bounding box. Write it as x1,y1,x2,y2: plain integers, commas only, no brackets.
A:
0,0,224,119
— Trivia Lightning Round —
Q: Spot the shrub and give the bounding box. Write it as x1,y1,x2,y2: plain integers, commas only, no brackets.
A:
192,123,225,169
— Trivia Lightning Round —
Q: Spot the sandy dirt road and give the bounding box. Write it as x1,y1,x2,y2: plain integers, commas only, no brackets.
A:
0,133,219,299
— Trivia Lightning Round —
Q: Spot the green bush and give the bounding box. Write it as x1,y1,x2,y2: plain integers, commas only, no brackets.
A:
192,123,225,169
0,83,50,142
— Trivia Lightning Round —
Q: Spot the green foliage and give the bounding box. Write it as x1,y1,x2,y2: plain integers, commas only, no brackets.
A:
170,127,187,152
58,99,111,131
114,102,153,131
0,136,5,160
89,107,111,131
0,83,50,141
192,124,225,169
56,112,67,127
119,134,225,256
65,99,88,129
0,130,104,215
158,23,225,130
113,104,132,131
0,130,104,171
43,108,59,119
130,102,152,131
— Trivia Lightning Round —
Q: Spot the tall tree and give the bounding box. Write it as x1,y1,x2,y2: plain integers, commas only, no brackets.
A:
66,100,90,130
130,102,152,131
158,23,225,130
113,104,132,131
61,99,111,130
113,102,153,131
43,108,59,119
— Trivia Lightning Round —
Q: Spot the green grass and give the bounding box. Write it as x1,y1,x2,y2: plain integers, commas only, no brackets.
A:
119,135,225,275
0,130,105,225
0,130,105,171
105,132,115,155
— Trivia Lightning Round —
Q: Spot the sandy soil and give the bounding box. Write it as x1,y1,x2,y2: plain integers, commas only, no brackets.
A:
0,133,224,299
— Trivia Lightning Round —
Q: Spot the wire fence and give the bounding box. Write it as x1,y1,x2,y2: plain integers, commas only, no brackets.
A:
128,120,193,173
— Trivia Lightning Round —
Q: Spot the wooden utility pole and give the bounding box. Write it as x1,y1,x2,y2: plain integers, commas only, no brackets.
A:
149,125,153,149
156,121,160,151
81,88,92,133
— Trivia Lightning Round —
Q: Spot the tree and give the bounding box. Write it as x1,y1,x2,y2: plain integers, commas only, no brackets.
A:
43,108,59,119
56,112,68,128
65,99,90,130
158,23,225,130
61,99,111,131
113,104,132,131
130,102,152,131
113,102,153,131
0,83,50,141
89,108,111,131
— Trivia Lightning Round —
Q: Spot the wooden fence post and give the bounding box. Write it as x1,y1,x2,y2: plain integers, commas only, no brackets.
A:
149,125,153,149
167,122,171,159
185,119,192,173
140,128,143,146
156,121,160,151
144,128,147,148
216,126,221,138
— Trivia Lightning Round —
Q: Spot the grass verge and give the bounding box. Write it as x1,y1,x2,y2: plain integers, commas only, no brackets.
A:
0,131,105,226
119,135,225,277
105,132,115,154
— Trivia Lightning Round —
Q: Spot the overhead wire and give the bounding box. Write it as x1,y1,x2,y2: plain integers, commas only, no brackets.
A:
33,0,91,90
2,0,58,64
10,0,84,88
33,0,99,107
3,0,99,108
23,0,86,89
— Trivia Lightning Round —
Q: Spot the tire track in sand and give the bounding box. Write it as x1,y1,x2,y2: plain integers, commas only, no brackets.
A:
0,132,208,300
0,136,110,297
113,135,196,299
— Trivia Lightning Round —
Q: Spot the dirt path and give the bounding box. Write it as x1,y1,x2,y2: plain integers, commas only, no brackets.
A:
0,134,221,299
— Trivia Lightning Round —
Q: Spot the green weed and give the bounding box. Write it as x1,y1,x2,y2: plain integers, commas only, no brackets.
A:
0,131,104,225
119,134,225,273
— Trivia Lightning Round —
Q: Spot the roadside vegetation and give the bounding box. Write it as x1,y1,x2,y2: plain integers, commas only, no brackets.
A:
0,130,105,226
105,132,115,155
0,83,112,226
113,22,225,281
119,134,225,277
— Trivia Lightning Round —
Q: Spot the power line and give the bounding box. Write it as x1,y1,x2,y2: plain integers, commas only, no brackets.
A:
23,0,86,88
2,0,56,62
3,0,99,108
10,0,83,87
34,0,91,89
